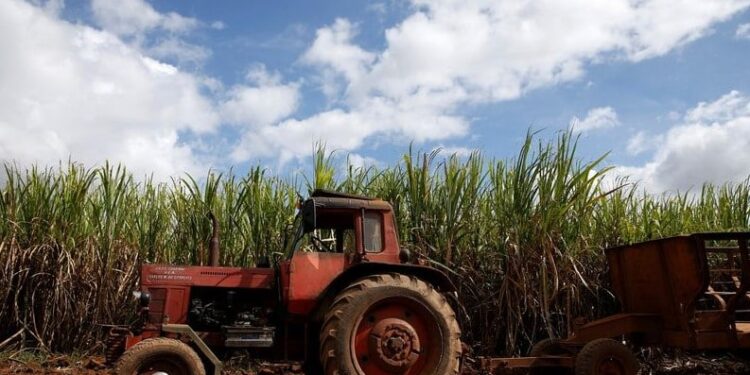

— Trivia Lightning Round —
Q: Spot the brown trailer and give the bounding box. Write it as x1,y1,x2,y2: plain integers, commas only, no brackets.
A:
478,232,750,375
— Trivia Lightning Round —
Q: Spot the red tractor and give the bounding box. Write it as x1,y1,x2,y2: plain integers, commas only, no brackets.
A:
107,190,463,375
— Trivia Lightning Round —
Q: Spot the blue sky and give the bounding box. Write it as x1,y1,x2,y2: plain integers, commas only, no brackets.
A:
1,0,750,192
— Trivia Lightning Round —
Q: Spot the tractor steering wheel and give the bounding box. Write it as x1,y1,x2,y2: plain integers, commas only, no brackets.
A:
309,234,331,252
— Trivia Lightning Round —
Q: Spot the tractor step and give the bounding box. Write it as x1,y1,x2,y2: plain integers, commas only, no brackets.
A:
223,326,275,348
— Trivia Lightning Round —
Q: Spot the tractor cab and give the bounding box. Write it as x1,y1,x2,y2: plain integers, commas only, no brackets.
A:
278,189,405,316
285,189,399,257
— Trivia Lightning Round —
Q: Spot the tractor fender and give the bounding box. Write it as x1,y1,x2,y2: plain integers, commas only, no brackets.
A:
311,262,456,321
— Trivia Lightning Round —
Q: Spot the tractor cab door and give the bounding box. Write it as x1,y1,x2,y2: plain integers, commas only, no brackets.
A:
279,208,361,315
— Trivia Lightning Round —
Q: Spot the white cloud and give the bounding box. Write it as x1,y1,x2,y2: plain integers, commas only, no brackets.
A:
737,23,750,39
618,90,750,192
91,0,213,68
626,131,664,156
0,0,219,179
147,37,212,66
222,65,300,133
233,0,748,165
91,0,198,38
346,153,380,170
353,0,749,103
0,0,306,177
685,89,750,123
434,145,477,158
301,18,375,96
570,107,620,132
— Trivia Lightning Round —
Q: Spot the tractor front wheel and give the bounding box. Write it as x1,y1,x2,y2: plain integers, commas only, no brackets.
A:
115,337,205,375
320,273,462,375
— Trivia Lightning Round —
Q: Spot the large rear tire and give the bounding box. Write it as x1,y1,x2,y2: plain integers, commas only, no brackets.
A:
320,273,462,375
115,337,206,375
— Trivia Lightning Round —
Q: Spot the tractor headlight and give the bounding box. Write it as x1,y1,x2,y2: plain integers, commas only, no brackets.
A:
133,290,151,307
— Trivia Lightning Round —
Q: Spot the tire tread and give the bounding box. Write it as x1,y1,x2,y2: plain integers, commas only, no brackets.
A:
320,273,461,375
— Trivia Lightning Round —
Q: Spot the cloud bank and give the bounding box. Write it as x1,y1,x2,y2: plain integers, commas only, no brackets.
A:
619,90,750,192
234,0,750,163
1,0,749,185
0,0,220,179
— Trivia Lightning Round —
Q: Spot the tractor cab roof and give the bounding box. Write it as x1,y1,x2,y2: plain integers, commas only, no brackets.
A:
307,189,392,211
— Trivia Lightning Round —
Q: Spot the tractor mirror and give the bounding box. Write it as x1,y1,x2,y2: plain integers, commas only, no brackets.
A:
302,199,316,232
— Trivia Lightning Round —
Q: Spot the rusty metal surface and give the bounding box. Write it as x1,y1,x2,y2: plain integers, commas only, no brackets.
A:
605,235,705,333
140,264,274,288
478,232,750,372
565,313,662,345
309,189,393,211
602,232,750,348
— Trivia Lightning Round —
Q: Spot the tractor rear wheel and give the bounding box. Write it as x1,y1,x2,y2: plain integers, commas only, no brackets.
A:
320,273,462,375
115,337,205,375
575,338,639,375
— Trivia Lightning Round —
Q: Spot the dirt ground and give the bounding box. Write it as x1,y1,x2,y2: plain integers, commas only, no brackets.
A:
639,350,750,375
0,355,306,375
1,352,749,374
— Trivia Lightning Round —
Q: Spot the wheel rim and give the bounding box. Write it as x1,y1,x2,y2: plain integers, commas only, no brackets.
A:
352,297,442,374
596,356,626,375
135,354,191,375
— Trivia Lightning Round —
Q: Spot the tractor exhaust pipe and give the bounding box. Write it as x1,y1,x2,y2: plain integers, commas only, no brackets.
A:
208,212,220,267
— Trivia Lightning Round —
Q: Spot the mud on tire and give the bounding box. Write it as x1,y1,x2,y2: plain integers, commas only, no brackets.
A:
115,337,206,375
320,273,462,375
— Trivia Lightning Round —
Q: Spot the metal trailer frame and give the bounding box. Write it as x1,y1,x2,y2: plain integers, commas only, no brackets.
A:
478,232,750,374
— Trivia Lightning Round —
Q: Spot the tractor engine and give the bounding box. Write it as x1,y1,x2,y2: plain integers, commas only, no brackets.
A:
133,262,278,352
129,213,279,351
187,287,275,348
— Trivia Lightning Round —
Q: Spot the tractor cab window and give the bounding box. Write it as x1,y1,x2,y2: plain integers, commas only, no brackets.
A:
364,211,383,252
294,210,356,254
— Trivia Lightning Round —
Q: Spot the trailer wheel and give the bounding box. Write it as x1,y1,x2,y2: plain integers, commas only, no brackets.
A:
575,338,639,375
115,337,206,375
529,338,572,375
530,338,568,356
320,273,462,375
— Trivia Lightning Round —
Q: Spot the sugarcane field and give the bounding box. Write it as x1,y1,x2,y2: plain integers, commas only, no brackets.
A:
2,0,750,374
